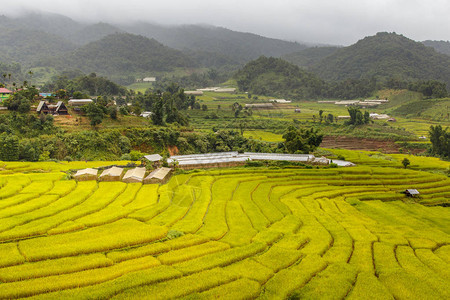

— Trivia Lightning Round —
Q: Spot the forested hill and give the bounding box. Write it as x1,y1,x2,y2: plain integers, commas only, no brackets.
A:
282,46,340,69
234,56,325,99
1,13,309,67
35,33,196,79
310,32,450,87
0,25,76,65
422,40,450,56
119,23,308,64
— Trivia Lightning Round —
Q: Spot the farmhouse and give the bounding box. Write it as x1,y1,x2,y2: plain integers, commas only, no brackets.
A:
214,88,236,93
68,99,94,106
142,77,156,82
140,111,153,118
0,87,12,104
197,87,220,92
36,101,50,114
269,99,292,104
37,101,69,115
122,167,146,183
184,91,203,96
99,167,124,181
369,113,390,120
144,167,172,184
73,168,98,181
244,103,274,109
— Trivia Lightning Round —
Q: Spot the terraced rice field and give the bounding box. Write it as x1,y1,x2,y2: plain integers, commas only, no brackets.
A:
0,159,449,299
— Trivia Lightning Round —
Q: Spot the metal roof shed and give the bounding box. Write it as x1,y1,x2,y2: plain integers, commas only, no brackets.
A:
144,154,163,162
144,167,172,184
405,189,420,197
99,167,124,181
73,168,98,181
122,167,146,183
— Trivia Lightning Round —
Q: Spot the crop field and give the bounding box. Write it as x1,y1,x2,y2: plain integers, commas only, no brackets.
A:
0,155,449,299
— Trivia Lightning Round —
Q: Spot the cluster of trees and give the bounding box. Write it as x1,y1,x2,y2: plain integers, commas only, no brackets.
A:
384,78,447,98
42,72,126,96
282,126,323,153
346,107,370,125
429,125,449,158
235,56,449,100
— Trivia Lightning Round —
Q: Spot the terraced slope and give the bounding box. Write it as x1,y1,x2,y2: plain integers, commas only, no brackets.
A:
0,163,448,299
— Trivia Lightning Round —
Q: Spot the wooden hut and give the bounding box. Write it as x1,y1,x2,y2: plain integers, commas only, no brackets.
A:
122,167,146,183
99,166,124,181
55,101,69,115
36,101,50,114
405,189,420,197
144,167,172,184
73,168,98,181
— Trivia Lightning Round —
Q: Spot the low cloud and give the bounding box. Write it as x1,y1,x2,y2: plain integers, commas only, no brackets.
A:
3,0,450,45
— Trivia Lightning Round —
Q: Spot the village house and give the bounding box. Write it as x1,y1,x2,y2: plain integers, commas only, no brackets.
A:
0,88,12,104
36,101,69,115
244,103,274,109
184,91,203,96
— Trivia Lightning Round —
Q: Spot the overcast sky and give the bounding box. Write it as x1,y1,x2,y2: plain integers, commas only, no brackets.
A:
3,0,450,45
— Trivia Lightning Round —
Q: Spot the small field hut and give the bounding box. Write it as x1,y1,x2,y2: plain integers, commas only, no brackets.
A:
144,167,172,184
99,167,124,181
73,168,98,181
122,167,146,183
405,189,420,197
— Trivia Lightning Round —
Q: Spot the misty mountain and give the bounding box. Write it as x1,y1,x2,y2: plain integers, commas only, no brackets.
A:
422,40,450,56
310,32,450,86
119,22,308,64
0,27,76,65
282,46,340,69
35,33,195,80
68,23,124,45
5,12,84,37
0,13,309,68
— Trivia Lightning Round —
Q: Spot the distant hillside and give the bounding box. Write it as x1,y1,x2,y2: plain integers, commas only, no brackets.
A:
234,56,325,99
1,13,309,68
282,46,340,69
117,23,309,65
0,27,75,65
2,12,83,38
311,32,450,87
422,40,450,56
36,33,196,79
69,23,123,45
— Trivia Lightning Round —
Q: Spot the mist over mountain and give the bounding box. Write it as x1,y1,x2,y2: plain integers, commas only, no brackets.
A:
310,32,450,87
0,12,309,68
282,47,340,69
422,40,450,56
35,33,195,81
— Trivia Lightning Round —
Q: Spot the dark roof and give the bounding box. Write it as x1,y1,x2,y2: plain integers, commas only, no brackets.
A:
56,101,67,112
36,101,49,112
